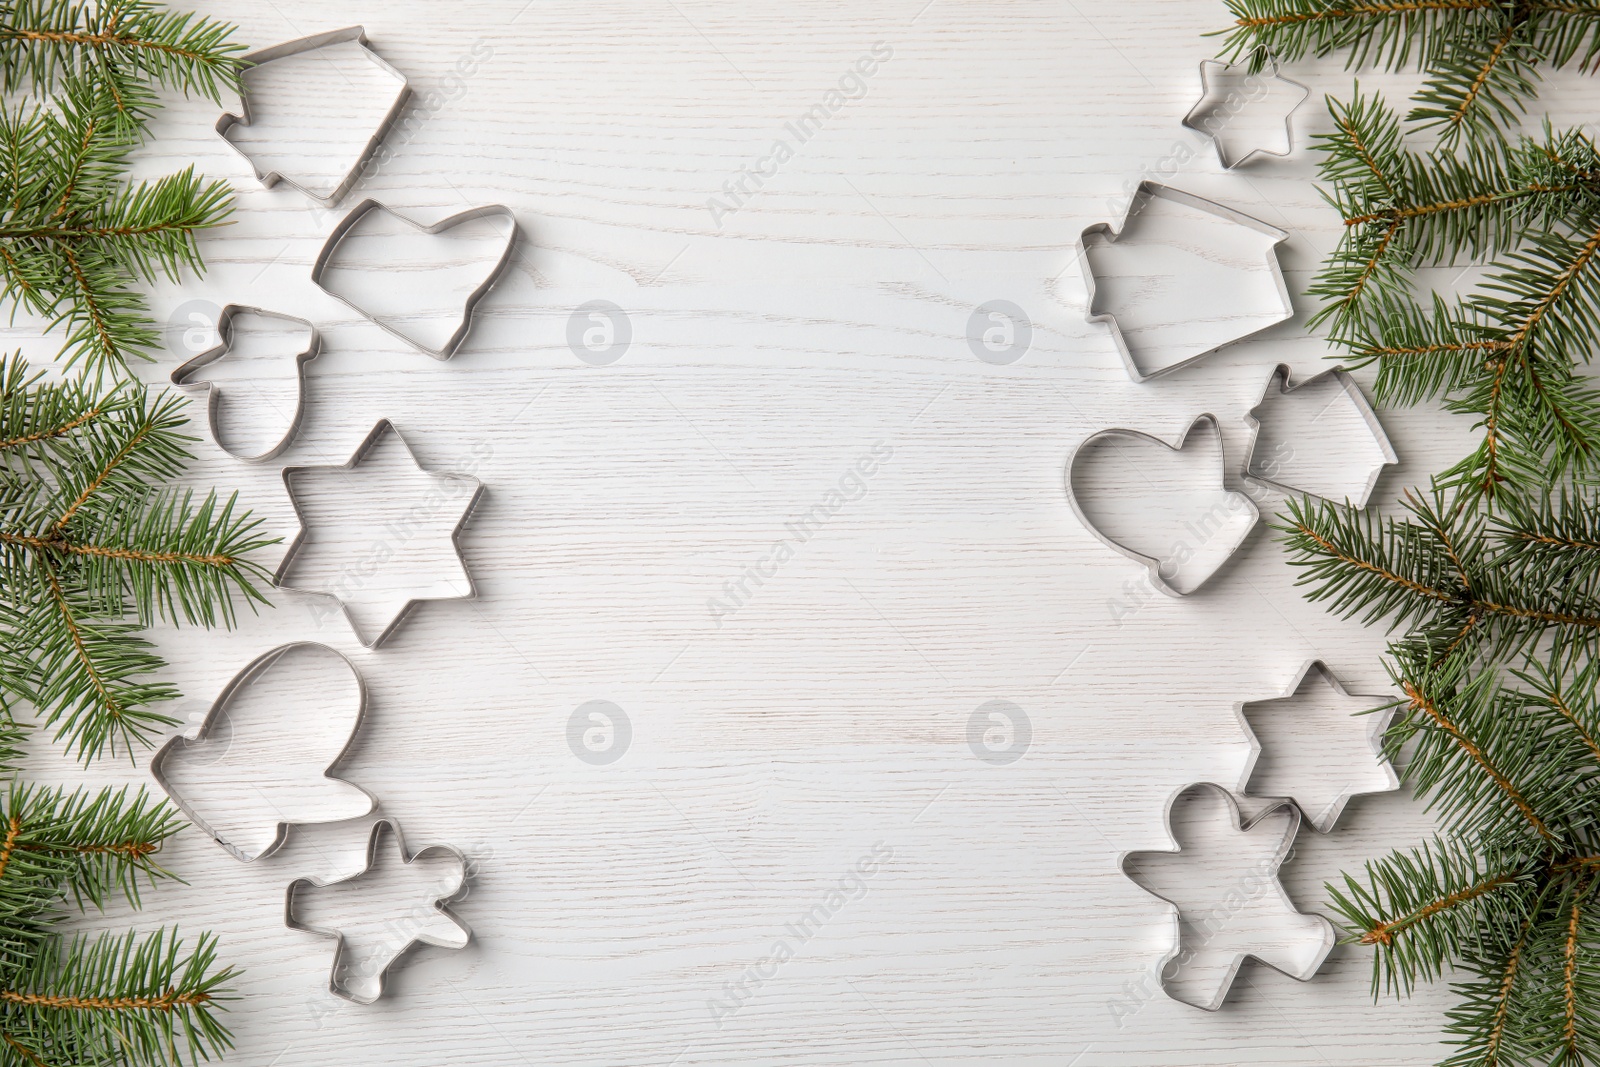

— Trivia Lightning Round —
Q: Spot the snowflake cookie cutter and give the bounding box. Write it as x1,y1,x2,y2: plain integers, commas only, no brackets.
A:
169,305,320,462
275,418,484,649
1181,55,1309,169
149,642,377,863
216,26,411,206
310,199,519,360
1121,782,1335,1011
1235,659,1399,833
1066,413,1260,597
285,819,472,1005
1242,364,1398,509
1078,181,1292,382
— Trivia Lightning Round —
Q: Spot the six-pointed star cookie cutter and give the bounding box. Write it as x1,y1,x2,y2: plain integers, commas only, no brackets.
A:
1235,659,1399,833
276,418,484,648
1181,54,1309,169
1121,782,1336,1011
285,819,472,1005
1242,364,1398,509
1066,413,1260,596
1079,181,1293,382
311,199,519,360
149,642,377,863
216,26,411,206
170,305,320,462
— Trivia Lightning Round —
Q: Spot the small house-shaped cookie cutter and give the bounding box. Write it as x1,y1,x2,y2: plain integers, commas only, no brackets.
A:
1241,365,1397,509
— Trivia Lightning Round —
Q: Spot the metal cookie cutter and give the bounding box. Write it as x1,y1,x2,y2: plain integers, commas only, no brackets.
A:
1079,181,1292,381
1236,660,1399,833
149,642,377,863
286,819,472,1005
311,199,518,360
1182,55,1309,169
170,305,320,462
1066,413,1260,597
276,419,484,649
216,26,411,206
1120,782,1335,1011
1242,364,1397,509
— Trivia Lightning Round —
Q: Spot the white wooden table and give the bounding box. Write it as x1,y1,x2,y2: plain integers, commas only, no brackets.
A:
25,0,1573,1062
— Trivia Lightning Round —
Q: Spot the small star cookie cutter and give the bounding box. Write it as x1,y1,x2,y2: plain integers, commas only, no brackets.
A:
1182,54,1309,169
1121,782,1335,1011
1079,181,1292,382
170,304,320,462
311,199,518,360
275,419,484,649
149,642,376,863
1066,413,1260,596
285,819,472,1005
1242,364,1397,509
216,26,411,206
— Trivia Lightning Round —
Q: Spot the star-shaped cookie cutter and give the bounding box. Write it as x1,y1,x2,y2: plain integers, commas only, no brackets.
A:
311,199,519,360
285,819,472,1005
1235,659,1399,833
215,26,411,206
170,304,320,462
1182,55,1309,169
276,419,484,648
1079,182,1293,381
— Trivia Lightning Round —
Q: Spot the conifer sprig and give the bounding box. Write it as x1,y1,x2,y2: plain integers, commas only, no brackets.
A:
0,76,235,381
1217,0,1600,142
0,4,254,1059
1213,4,1600,1055
0,354,274,762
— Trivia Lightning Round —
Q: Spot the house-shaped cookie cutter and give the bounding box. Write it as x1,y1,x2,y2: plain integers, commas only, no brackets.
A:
216,26,411,207
1079,182,1293,381
1242,365,1397,509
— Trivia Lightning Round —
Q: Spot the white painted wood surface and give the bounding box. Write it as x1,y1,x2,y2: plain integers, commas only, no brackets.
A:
24,0,1596,1062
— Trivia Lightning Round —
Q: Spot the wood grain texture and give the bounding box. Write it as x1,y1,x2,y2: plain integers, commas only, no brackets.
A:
15,0,1576,1062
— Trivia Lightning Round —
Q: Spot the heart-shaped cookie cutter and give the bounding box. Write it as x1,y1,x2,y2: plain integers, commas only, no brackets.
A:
311,199,518,360
1066,413,1260,596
